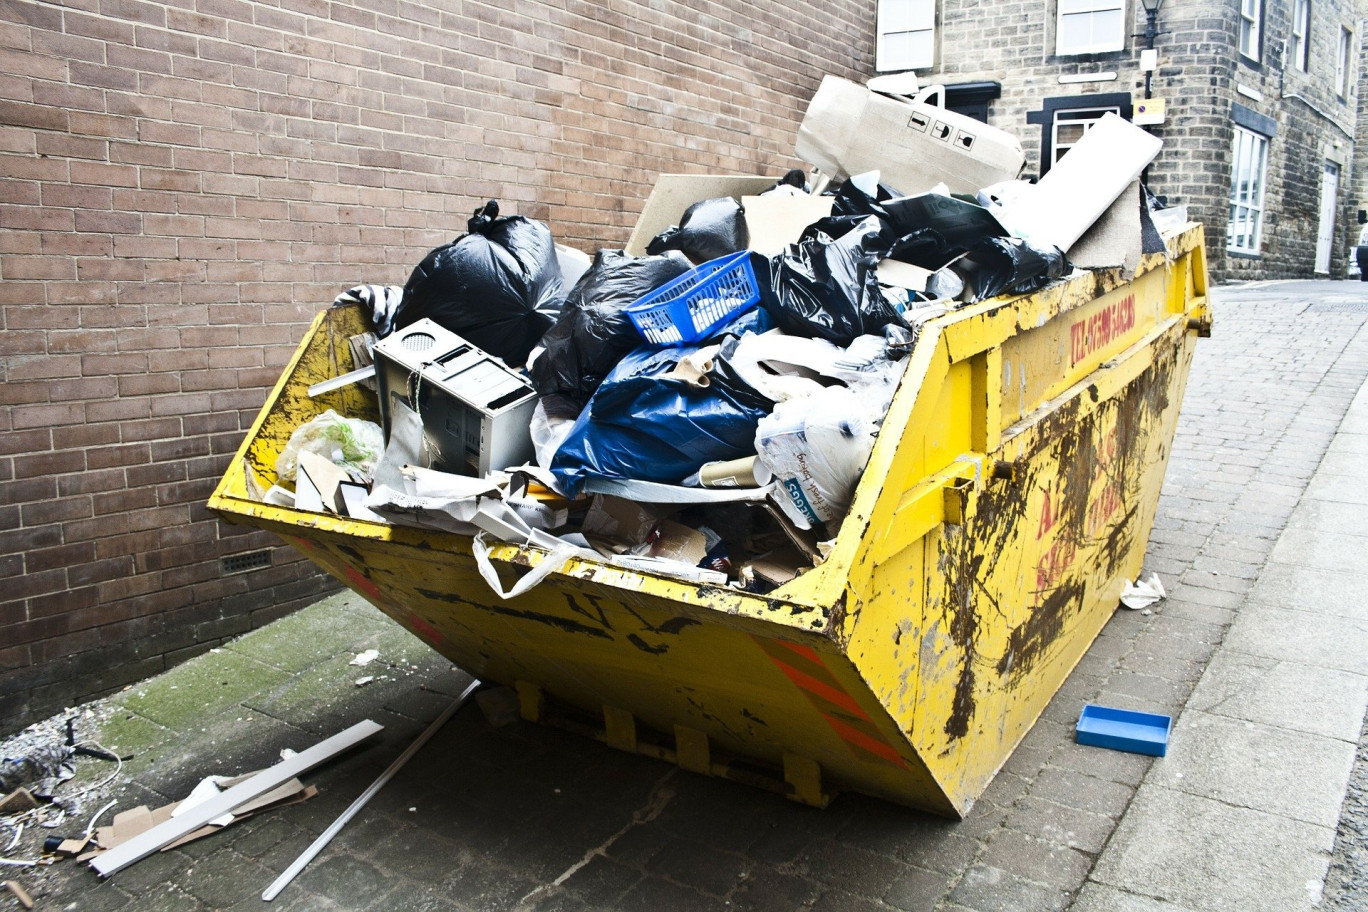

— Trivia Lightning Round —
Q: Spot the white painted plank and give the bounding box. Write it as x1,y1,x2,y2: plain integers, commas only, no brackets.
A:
91,719,383,877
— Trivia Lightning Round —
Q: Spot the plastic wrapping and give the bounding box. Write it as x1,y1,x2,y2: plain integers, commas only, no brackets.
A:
646,196,749,264
392,201,564,367
958,236,1071,301
530,250,693,409
755,386,878,531
549,316,771,497
756,217,908,346
0,729,75,798
332,284,404,337
275,410,384,484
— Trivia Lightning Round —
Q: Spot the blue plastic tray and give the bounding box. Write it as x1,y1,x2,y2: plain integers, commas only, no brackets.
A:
1076,704,1172,756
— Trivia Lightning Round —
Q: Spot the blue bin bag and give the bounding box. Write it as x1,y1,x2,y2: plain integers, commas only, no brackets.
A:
550,312,772,497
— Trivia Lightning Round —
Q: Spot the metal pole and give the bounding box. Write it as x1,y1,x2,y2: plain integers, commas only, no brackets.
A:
261,678,481,902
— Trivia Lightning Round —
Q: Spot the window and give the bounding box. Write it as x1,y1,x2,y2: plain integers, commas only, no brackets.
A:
1051,106,1124,166
1228,126,1269,254
1056,0,1126,55
1026,92,1134,173
1336,25,1352,96
1239,0,1262,60
1290,0,1310,71
877,0,936,71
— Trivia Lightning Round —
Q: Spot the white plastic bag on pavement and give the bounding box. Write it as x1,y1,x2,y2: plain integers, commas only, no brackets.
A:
1120,572,1166,610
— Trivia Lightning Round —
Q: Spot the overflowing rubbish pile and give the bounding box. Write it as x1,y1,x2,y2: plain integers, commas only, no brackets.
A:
265,75,1175,597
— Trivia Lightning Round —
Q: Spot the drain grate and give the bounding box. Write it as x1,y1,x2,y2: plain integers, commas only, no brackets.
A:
1305,300,1368,314
221,550,272,574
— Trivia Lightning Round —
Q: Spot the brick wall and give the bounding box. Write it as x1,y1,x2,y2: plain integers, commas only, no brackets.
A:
0,0,874,734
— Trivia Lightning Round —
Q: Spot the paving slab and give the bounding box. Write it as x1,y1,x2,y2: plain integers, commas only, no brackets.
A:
1219,604,1368,675
1088,787,1333,912
1242,561,1368,619
1148,709,1356,829
1070,882,1203,912
1185,650,1368,742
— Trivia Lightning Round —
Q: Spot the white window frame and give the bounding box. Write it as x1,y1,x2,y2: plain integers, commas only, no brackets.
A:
1056,0,1126,56
1051,106,1124,166
1290,0,1310,71
1228,126,1269,255
1239,0,1262,60
876,0,936,72
1336,25,1352,97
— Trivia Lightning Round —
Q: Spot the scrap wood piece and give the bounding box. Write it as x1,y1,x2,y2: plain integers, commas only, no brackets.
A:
90,719,382,877
0,790,37,816
3,879,33,909
164,784,318,851
262,678,480,902
85,778,318,858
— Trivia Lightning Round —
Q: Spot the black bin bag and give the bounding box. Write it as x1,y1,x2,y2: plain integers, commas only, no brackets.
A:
390,201,564,367
757,216,909,347
646,196,749,264
530,249,694,412
959,236,1070,301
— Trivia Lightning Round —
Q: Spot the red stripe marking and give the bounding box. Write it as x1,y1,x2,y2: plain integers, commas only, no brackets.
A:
825,714,908,767
775,639,826,667
770,657,870,720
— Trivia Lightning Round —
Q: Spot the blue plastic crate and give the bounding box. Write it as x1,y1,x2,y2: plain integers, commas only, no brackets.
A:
626,251,760,346
1076,704,1172,756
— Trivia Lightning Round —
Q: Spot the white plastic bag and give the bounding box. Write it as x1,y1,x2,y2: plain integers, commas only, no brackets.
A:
274,409,384,484
755,386,877,530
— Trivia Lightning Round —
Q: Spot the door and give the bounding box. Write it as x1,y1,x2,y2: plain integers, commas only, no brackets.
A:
1316,161,1339,274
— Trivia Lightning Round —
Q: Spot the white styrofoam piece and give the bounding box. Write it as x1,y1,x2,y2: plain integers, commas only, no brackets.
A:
995,112,1162,252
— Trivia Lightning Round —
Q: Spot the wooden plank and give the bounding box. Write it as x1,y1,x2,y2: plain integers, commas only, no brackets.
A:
91,719,383,877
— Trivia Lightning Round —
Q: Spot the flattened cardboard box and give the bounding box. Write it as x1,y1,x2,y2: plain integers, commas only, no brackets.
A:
796,76,1026,196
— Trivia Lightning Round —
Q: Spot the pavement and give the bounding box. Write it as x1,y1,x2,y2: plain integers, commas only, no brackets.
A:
3,279,1368,912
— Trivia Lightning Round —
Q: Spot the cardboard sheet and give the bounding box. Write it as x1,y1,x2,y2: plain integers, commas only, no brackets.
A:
625,174,775,256
741,194,835,255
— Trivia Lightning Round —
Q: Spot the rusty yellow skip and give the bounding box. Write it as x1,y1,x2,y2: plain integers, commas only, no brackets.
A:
209,225,1209,818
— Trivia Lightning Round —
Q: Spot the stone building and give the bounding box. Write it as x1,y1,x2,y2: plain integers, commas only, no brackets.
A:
877,0,1365,280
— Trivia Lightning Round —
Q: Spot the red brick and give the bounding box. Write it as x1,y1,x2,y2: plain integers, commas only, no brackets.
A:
0,429,52,457
116,372,180,397
76,259,144,281
48,376,119,402
35,132,106,161
31,81,106,113
86,443,150,470
68,113,139,141
26,542,97,574
0,100,68,131
13,449,85,479
21,496,93,526
12,402,84,431
57,466,125,496
0,476,58,506
116,416,183,442
80,352,148,375
41,233,114,257
2,256,77,280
